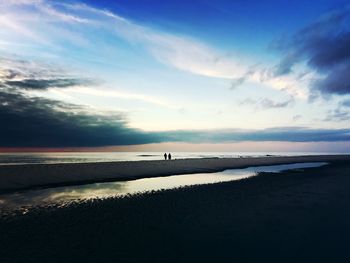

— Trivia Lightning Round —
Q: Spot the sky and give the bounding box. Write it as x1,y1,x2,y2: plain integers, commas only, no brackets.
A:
0,0,350,152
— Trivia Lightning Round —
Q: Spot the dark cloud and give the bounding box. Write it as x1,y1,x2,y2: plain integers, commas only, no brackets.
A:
0,89,161,147
0,58,160,147
312,64,350,95
0,57,93,91
4,78,92,90
341,99,350,107
273,8,350,95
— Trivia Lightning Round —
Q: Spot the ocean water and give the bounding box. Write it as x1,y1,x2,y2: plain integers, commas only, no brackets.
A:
0,151,341,165
0,162,328,212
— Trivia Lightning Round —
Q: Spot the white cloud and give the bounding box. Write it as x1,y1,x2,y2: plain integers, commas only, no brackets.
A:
0,14,49,44
58,2,313,96
0,0,43,6
61,86,179,109
37,4,91,24
0,0,311,98
60,2,248,79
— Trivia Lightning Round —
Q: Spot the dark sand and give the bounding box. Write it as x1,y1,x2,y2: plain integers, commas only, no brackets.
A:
1,160,350,262
0,155,350,193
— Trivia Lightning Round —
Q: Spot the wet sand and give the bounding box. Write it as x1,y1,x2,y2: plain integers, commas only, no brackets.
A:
0,155,349,193
1,160,350,262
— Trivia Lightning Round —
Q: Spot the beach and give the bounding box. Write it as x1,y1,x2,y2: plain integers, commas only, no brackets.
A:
0,155,349,193
2,0,350,262
1,159,350,262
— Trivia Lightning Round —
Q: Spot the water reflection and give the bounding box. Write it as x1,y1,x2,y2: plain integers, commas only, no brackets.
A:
0,162,327,212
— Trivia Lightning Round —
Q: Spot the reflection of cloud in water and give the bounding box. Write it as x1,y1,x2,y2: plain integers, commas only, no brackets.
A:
47,182,128,201
0,182,129,209
0,162,327,213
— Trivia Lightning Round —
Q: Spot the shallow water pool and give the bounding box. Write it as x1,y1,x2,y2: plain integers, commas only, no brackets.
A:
0,162,327,213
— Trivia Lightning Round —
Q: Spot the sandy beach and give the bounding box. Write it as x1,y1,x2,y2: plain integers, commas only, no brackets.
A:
0,155,350,193
1,160,350,262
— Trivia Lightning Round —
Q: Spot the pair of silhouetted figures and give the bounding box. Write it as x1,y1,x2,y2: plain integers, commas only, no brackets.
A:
164,153,172,160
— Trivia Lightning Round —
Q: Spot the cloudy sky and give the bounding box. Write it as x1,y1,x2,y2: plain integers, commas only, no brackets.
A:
0,0,350,151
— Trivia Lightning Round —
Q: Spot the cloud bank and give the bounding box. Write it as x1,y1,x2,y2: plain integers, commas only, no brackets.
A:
0,88,162,147
0,58,159,147
0,91,349,147
1,87,349,148
0,57,349,147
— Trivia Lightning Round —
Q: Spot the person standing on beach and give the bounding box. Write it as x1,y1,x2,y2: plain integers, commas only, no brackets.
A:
164,153,167,160
168,153,172,160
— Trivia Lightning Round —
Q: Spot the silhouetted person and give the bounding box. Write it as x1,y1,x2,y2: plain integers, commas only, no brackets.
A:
164,153,167,160
168,153,172,160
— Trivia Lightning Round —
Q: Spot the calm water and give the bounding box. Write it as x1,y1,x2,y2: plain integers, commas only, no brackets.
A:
0,152,341,165
0,162,327,213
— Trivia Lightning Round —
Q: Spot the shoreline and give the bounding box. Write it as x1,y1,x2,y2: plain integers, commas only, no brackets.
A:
0,155,350,193
1,160,350,262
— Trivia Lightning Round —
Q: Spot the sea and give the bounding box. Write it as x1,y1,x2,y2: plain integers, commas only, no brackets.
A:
0,151,344,165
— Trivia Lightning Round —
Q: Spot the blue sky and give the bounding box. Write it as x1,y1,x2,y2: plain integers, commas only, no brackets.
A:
0,0,350,151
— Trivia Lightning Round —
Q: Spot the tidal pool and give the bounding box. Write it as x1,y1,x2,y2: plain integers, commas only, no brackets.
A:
0,162,327,212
